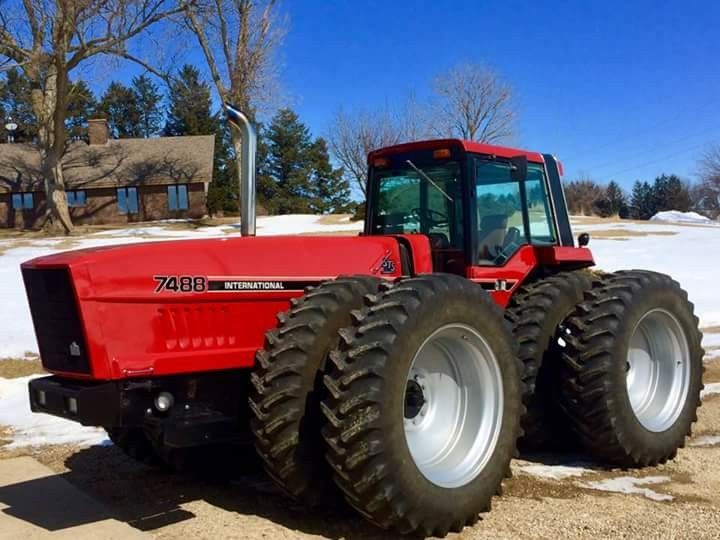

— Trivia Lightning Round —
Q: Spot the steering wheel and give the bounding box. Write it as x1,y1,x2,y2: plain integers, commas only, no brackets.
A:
493,227,522,265
410,207,448,227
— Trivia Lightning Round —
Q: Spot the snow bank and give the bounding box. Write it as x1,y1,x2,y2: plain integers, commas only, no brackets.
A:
650,211,714,225
0,376,107,448
578,476,673,501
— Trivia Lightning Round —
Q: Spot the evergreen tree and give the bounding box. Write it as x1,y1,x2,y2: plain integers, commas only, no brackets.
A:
164,65,217,136
630,180,654,219
651,174,691,213
65,80,97,141
0,68,35,141
259,108,349,214
207,123,239,216
99,82,142,138
131,74,163,138
307,137,351,213
600,180,629,218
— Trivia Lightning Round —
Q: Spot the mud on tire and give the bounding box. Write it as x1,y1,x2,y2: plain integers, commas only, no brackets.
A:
505,270,592,449
248,276,382,506
321,274,522,537
558,270,704,466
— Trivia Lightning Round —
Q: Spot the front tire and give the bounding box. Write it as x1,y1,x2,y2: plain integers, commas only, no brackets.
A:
249,276,382,506
321,274,522,537
559,270,704,466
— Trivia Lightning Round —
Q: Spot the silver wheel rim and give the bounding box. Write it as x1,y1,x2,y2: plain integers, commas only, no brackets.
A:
626,309,690,432
403,323,504,488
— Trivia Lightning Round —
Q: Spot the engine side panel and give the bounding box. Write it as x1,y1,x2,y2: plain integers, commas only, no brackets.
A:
22,235,404,380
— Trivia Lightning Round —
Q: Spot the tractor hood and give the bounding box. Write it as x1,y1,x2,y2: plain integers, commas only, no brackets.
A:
22,234,404,298
21,235,406,380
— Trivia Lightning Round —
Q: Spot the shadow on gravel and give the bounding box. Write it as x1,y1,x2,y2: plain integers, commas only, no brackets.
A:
59,444,396,539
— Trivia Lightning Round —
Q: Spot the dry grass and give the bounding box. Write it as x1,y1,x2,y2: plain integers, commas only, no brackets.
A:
588,229,678,239
0,357,45,378
316,214,356,226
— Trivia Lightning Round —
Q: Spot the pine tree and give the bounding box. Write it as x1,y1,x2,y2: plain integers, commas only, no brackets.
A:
131,75,163,138
99,82,142,138
259,108,349,214
630,180,654,219
0,68,36,141
65,80,97,141
207,123,239,216
605,180,628,217
259,108,314,214
651,174,691,213
307,137,351,213
164,65,217,136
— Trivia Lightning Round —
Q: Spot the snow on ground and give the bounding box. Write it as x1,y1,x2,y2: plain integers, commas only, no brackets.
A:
690,435,720,447
0,375,107,448
516,463,593,480
700,383,720,399
577,476,673,502
571,217,720,328
650,210,716,225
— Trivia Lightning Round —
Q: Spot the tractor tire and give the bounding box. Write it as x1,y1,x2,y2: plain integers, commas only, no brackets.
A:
249,276,383,507
558,270,704,466
106,427,162,466
321,274,522,537
505,270,592,450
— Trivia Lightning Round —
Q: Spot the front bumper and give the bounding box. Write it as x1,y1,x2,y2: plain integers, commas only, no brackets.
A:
28,376,122,427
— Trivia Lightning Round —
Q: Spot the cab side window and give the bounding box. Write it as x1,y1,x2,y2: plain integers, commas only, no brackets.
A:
526,165,556,245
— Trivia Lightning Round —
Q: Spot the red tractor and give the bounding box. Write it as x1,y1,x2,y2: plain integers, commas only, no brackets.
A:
23,106,703,537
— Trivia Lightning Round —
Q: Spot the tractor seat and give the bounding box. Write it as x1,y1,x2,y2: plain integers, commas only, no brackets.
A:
476,214,508,262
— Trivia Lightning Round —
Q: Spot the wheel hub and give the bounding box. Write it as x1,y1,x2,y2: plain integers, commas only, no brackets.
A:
402,324,504,488
626,309,690,432
404,378,426,420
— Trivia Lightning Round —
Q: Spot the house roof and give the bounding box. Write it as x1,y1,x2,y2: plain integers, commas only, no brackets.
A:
0,135,215,193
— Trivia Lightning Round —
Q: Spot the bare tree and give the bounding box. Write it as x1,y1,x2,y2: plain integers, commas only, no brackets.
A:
696,145,720,218
327,96,431,197
0,0,180,232
180,0,283,210
431,63,514,142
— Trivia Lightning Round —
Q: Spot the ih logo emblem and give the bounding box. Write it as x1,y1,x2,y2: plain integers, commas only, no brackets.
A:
69,341,81,357
380,256,396,274
371,252,397,275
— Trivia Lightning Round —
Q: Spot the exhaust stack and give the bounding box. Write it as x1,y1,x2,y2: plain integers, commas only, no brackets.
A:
225,103,257,237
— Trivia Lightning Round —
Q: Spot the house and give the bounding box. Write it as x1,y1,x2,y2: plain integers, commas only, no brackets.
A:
0,119,215,228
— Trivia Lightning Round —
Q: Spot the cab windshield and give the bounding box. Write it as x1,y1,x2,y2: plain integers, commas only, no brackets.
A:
369,159,464,250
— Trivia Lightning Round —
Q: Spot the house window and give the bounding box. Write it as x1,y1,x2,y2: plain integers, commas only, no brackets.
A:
168,184,189,211
67,190,87,207
11,192,34,210
117,187,139,214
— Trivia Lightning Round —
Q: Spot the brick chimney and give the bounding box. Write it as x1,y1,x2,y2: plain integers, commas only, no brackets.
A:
88,118,109,145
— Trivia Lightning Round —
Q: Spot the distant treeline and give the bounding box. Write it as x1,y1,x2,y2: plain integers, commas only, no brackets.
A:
564,174,717,220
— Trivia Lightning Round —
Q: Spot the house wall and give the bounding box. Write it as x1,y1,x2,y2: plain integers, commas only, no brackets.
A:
0,183,207,228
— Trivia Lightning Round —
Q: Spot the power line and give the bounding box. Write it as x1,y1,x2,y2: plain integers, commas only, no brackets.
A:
568,97,720,161
601,141,708,179
583,124,720,172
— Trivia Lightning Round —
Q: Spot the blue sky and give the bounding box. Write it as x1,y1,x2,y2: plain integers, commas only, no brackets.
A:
107,0,720,190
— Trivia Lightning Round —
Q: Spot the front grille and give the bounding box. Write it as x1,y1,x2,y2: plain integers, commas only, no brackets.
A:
22,268,90,374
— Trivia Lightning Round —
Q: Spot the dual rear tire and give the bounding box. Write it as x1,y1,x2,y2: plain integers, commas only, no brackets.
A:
251,274,522,536
558,270,704,466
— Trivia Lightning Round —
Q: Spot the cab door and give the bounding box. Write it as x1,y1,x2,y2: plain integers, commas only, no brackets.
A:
467,156,559,305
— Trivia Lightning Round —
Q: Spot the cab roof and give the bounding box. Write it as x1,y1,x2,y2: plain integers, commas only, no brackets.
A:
367,138,545,164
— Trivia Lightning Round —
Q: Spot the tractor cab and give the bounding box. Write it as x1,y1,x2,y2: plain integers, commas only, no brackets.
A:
365,140,578,276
